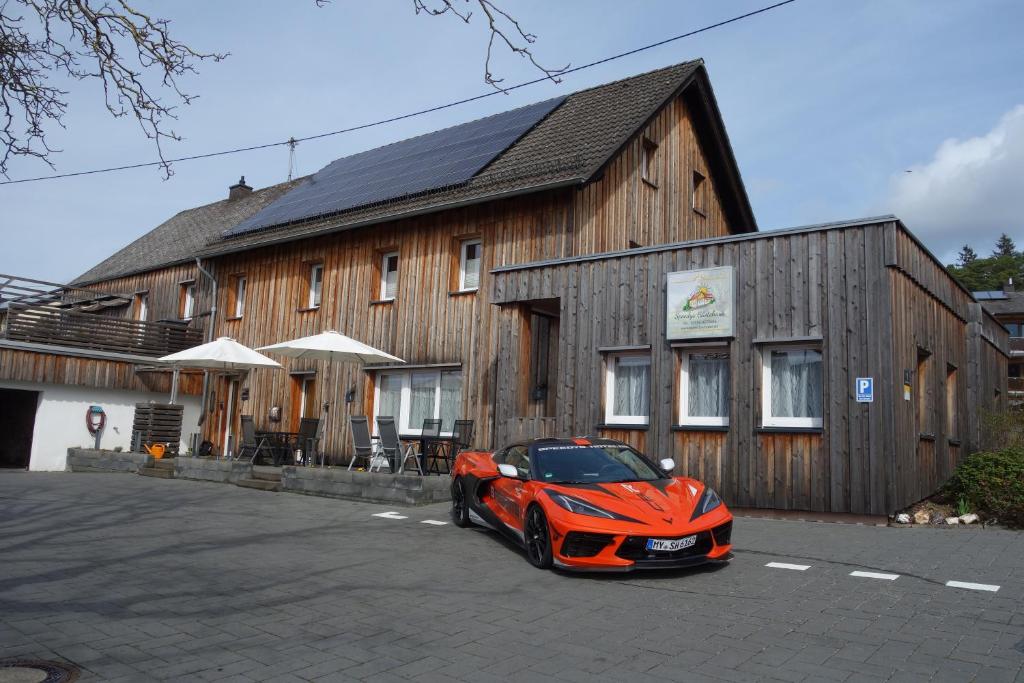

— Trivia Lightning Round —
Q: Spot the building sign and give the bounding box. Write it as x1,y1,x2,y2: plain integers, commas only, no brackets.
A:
666,266,735,340
856,377,873,403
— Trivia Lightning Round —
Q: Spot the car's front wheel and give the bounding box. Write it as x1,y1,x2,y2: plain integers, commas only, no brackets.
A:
524,505,553,569
451,477,471,527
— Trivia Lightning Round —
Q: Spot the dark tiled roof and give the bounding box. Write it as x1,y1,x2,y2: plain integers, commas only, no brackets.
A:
198,59,756,257
977,289,1024,316
72,178,306,285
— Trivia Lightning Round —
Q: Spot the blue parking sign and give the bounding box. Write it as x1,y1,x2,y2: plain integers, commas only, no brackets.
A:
856,377,873,403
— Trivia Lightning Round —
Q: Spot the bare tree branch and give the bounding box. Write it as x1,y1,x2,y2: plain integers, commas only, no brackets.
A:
0,0,225,178
411,0,567,91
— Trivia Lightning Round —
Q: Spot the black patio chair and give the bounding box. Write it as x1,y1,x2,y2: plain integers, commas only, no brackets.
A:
295,417,321,467
451,419,475,454
376,416,417,474
347,416,376,471
238,416,273,464
419,418,445,474
433,419,474,474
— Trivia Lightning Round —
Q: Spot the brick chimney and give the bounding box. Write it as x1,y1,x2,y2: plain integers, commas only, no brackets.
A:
228,176,253,201
1004,277,1015,293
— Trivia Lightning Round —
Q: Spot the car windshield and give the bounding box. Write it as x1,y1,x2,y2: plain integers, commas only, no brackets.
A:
532,444,664,484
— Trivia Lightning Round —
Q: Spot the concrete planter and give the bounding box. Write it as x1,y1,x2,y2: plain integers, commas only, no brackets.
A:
281,466,451,506
174,457,252,484
67,448,152,473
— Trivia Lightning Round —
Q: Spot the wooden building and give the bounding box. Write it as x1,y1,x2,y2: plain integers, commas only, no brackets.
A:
975,280,1024,406
489,217,1008,516
44,59,1010,513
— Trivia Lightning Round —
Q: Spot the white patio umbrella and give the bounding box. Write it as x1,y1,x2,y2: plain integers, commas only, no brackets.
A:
158,337,283,456
256,330,404,465
160,336,284,373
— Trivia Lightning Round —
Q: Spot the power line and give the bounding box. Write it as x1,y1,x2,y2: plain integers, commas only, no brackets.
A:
0,0,797,186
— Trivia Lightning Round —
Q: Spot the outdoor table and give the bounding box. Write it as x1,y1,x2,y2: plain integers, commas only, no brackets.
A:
417,435,454,474
256,430,300,465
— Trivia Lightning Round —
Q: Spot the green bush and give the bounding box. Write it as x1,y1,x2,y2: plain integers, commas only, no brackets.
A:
944,448,1024,528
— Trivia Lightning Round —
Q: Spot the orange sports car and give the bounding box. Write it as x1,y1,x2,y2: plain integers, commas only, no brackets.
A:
450,437,733,571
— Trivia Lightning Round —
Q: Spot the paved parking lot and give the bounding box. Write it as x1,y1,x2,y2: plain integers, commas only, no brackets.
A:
1,472,1022,682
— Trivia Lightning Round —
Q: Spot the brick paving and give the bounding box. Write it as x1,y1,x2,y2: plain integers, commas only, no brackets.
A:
0,471,1022,682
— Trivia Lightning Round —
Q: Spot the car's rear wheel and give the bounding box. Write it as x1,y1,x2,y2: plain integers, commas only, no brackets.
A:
524,505,553,569
451,477,470,527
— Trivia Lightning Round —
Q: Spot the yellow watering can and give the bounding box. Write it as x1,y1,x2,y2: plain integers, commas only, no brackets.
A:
144,443,167,459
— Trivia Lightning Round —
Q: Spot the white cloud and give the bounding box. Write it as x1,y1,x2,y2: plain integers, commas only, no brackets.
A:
885,105,1024,261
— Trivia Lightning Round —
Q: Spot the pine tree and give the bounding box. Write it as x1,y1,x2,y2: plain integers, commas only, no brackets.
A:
994,233,1017,257
957,245,978,267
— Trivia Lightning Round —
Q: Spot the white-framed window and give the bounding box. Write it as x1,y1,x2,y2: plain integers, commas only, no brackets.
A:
380,252,399,300
459,239,482,291
234,276,247,318
308,264,323,308
134,292,148,321
761,346,823,428
604,353,651,425
181,282,196,320
679,350,730,426
373,369,462,435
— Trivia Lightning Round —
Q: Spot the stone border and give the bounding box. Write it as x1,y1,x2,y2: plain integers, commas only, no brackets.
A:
174,457,253,484
281,466,451,506
66,448,152,473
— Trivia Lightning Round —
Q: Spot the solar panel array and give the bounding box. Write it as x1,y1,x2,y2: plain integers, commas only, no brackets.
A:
974,291,1009,300
226,95,567,236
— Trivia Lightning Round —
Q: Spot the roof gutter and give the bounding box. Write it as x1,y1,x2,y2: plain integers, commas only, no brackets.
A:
194,256,217,428
197,177,583,259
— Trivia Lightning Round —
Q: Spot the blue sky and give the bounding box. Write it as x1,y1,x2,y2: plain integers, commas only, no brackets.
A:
2,0,1022,282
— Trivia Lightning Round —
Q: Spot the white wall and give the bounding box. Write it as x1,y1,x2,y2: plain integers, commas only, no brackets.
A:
0,380,202,471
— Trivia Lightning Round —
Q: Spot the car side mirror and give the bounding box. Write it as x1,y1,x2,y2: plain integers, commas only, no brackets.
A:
497,463,519,478
659,458,676,473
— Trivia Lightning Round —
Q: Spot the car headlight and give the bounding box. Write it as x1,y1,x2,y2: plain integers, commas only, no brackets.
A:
547,492,616,519
690,487,722,520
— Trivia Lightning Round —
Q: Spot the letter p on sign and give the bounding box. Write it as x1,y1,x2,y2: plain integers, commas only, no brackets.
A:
856,377,873,403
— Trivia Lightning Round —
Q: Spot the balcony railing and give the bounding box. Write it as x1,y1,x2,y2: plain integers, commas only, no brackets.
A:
1009,337,1024,355
1,304,203,357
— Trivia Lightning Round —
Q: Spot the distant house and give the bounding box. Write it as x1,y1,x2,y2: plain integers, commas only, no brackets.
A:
975,278,1023,405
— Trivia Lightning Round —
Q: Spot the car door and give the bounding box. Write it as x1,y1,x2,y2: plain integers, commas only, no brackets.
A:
489,445,530,535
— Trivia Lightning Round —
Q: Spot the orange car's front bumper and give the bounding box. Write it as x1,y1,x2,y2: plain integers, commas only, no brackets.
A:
545,506,734,571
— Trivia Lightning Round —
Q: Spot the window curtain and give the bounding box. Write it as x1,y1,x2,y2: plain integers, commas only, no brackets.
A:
688,353,729,417
439,371,463,430
613,356,650,417
409,372,436,429
377,374,403,422
384,266,398,299
463,244,481,289
770,349,823,418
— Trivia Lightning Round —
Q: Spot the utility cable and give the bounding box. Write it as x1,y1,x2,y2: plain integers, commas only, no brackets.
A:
0,0,797,186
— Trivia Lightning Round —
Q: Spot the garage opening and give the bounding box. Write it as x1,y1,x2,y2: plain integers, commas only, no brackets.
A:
0,388,39,469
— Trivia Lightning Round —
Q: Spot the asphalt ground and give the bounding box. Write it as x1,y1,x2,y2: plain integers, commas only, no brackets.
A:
0,472,1022,682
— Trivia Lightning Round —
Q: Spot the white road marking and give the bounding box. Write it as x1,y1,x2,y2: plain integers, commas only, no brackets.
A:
421,519,448,526
850,571,899,581
765,562,810,571
946,580,1000,592
372,511,408,520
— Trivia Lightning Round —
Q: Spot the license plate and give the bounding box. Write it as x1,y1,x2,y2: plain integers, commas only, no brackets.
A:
646,535,697,552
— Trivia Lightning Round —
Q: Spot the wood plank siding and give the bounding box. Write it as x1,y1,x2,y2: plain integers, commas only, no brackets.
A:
0,347,200,394
0,260,209,396
572,96,735,252
193,92,740,459
84,262,209,329
491,219,1009,515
